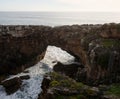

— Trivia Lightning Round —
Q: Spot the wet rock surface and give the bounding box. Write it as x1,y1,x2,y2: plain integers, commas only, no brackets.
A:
0,75,30,95
1,77,22,95
19,75,30,80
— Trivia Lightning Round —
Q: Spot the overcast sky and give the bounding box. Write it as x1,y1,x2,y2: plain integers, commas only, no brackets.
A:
0,0,120,12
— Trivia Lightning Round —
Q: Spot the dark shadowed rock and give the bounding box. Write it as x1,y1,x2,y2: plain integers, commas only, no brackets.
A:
53,62,82,78
41,75,51,92
1,77,22,95
19,75,30,80
38,75,52,99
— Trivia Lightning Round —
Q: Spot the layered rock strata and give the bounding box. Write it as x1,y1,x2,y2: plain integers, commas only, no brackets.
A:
0,23,120,85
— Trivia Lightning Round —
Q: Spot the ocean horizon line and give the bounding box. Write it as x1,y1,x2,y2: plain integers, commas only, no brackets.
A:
0,11,120,13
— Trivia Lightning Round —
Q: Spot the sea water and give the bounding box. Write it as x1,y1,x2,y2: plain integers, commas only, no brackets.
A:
0,12,120,26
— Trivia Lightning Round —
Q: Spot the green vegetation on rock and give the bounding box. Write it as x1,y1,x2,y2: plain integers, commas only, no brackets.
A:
49,72,103,98
50,80,60,87
97,51,110,69
49,72,85,90
102,39,120,48
106,84,120,97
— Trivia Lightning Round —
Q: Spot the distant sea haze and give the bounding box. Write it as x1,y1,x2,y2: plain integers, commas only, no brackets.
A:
0,12,120,26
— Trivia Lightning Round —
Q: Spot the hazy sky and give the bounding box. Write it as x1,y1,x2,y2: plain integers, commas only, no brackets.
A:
0,0,120,12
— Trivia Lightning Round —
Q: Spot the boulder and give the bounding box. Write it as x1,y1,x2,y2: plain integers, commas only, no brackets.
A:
1,77,22,95
38,75,52,99
53,62,82,78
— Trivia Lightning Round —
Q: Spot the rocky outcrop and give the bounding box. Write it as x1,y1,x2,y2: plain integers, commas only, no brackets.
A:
39,75,52,99
1,77,22,95
39,72,115,99
53,62,83,78
100,23,120,38
0,26,51,76
0,75,30,95
0,23,120,85
39,72,120,99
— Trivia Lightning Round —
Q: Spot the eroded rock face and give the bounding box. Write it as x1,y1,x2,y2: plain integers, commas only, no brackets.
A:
100,23,120,38
88,47,120,85
0,23,120,85
0,26,51,75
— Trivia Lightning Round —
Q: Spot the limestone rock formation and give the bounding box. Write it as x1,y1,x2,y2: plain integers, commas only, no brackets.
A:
0,23,120,86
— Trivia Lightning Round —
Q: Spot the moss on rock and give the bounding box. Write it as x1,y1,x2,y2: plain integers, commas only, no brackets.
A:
106,84,120,97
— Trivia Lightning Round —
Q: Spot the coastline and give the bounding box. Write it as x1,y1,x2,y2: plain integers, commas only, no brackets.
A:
0,23,120,99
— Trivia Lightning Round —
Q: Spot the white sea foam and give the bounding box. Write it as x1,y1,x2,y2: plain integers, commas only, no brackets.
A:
42,46,75,68
0,46,75,99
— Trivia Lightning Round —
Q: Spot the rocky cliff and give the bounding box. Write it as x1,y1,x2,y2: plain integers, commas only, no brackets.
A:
39,72,120,99
0,23,120,86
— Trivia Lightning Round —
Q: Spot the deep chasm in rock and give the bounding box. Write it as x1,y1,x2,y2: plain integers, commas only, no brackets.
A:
0,23,120,99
